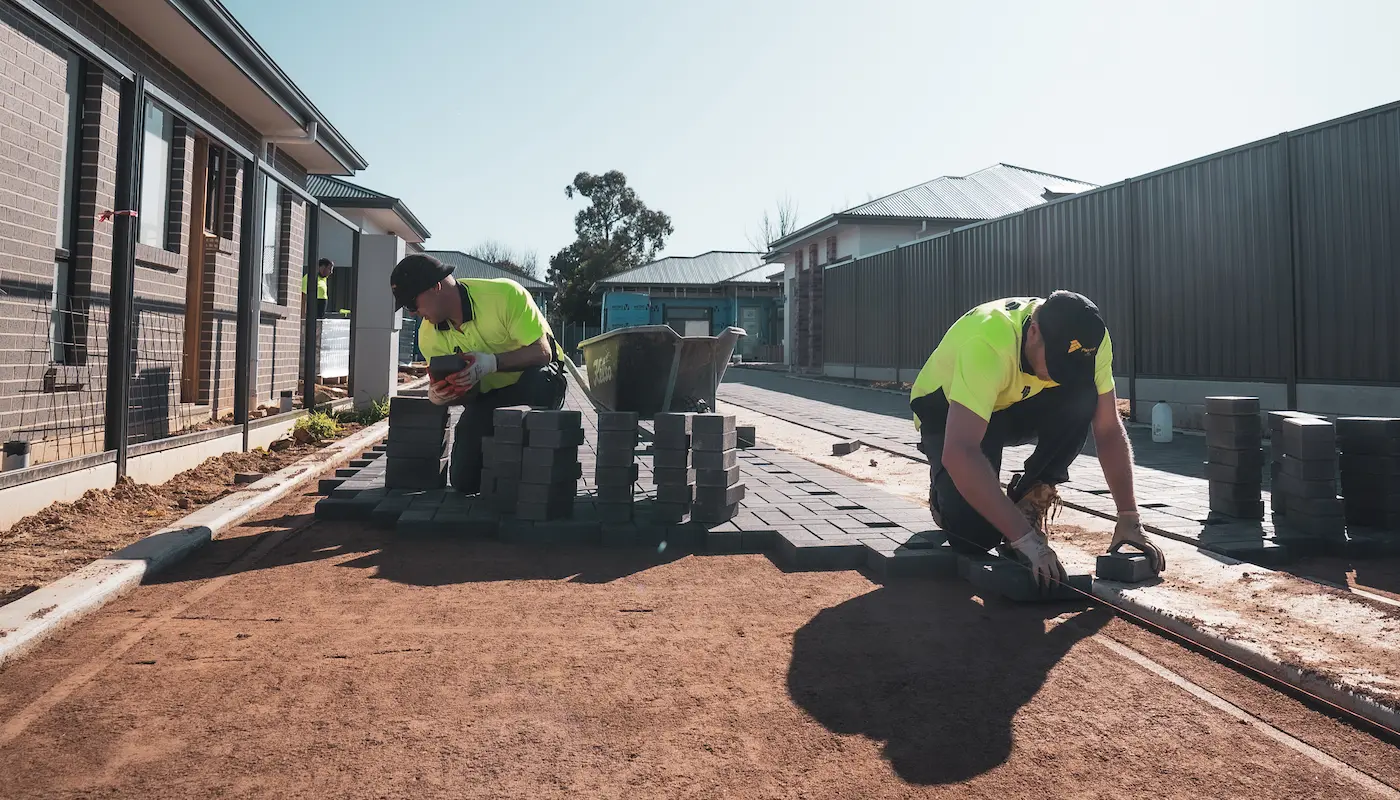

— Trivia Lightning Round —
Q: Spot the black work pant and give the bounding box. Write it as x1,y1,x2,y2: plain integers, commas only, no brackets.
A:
315,298,327,318
914,385,1097,554
449,362,567,494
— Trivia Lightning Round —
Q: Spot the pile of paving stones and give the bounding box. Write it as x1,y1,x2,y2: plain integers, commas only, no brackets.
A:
691,414,743,524
1204,396,1265,520
1338,417,1400,531
384,397,450,490
652,412,694,524
1273,415,1344,541
594,411,639,523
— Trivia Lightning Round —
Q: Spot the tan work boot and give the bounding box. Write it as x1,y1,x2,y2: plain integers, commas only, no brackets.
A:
1014,480,1063,534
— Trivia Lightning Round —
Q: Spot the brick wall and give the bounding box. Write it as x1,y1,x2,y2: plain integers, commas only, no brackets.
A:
256,193,306,404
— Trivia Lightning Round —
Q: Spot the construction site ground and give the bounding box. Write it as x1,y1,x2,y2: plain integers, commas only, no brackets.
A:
1,373,1398,796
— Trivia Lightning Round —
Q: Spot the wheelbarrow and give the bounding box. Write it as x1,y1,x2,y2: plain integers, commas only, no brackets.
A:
576,325,746,418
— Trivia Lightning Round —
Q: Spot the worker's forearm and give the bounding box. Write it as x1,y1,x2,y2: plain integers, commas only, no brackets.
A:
493,338,551,372
943,444,1036,541
1095,421,1139,515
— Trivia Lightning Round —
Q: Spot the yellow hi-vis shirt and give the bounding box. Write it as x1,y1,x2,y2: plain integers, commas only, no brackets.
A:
414,278,561,394
301,274,328,300
909,296,1115,428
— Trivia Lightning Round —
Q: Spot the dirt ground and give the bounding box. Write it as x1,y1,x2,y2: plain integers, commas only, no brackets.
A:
0,492,1397,798
0,423,360,608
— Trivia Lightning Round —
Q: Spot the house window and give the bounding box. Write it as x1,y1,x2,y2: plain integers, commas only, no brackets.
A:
204,145,226,236
826,236,837,263
138,101,174,249
261,179,282,303
52,52,84,363
795,250,803,271
809,243,818,268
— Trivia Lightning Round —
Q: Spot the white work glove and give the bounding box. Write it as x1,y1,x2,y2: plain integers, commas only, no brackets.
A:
460,351,498,388
1007,529,1067,591
1111,512,1167,573
427,378,463,406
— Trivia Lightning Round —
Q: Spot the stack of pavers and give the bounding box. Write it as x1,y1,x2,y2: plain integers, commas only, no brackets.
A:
1203,396,1265,520
651,412,694,524
690,413,743,523
1337,417,1400,544
517,410,584,521
1266,410,1315,519
594,411,640,523
385,396,450,490
1272,415,1344,550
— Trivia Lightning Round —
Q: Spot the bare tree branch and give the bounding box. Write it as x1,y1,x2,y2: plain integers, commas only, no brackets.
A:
746,195,802,252
468,240,542,281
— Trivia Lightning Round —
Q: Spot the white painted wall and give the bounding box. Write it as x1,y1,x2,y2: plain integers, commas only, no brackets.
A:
852,224,923,256
354,234,405,408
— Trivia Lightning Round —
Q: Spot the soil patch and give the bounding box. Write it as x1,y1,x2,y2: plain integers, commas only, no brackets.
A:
0,424,360,608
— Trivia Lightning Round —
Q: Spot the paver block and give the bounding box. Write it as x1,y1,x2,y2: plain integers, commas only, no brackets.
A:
596,429,639,450
776,535,866,571
652,448,691,469
388,397,449,430
1283,417,1336,458
1205,396,1260,417
705,528,747,554
1208,481,1262,503
1334,529,1400,558
598,411,640,431
387,425,450,450
1206,446,1265,469
1274,471,1338,500
518,461,581,485
495,426,526,445
691,502,740,523
696,465,741,487
522,446,579,469
314,497,364,520
1339,454,1400,476
500,519,600,545
695,482,746,507
371,497,413,528
1268,410,1318,432
1280,454,1338,481
1203,538,1293,566
594,448,637,468
654,432,691,450
1267,527,1332,557
594,484,637,503
1206,413,1262,438
654,413,693,438
964,559,1093,603
737,425,756,448
515,499,576,521
597,503,634,523
692,448,738,471
596,464,640,486
1208,496,1265,519
656,483,695,505
600,523,641,547
692,431,738,452
492,459,523,480
831,440,861,456
653,467,697,485
492,408,528,428
524,410,583,431
649,502,689,524
317,477,344,495
349,458,373,469
1341,471,1400,498
385,457,449,490
865,545,958,581
1204,462,1261,484
1335,416,1400,438
741,529,776,550
527,428,585,449
335,467,358,478
1095,551,1155,583
692,414,736,435
517,480,578,505
1283,493,1344,517
1205,428,1262,451
1337,436,1400,457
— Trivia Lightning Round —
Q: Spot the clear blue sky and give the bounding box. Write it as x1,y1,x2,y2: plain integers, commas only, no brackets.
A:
226,0,1399,267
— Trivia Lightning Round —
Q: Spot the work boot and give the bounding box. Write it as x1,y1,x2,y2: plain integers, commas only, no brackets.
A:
1008,473,1063,533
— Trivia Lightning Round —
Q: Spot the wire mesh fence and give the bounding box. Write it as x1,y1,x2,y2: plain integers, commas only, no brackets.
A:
128,307,225,446
14,303,110,464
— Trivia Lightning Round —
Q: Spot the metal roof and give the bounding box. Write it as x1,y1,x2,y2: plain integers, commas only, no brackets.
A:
766,164,1097,254
598,251,766,287
422,250,552,290
724,264,782,285
307,175,432,240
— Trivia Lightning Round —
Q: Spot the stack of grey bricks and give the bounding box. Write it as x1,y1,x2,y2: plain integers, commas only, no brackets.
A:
517,410,584,521
691,414,744,523
651,413,694,524
481,407,527,512
595,411,640,523
1274,416,1344,538
1337,417,1400,531
385,397,450,490
1267,410,1315,518
1204,396,1264,519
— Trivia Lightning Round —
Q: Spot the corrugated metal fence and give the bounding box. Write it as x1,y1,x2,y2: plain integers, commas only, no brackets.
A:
821,101,1400,393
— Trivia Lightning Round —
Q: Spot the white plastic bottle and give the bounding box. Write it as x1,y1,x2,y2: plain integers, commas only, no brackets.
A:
1151,402,1173,443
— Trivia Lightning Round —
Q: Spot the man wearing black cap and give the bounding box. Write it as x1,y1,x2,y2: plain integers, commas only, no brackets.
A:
910,291,1165,589
390,253,567,493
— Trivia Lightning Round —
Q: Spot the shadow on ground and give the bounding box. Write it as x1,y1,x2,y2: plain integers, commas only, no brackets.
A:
151,511,686,588
787,580,1110,785
1282,555,1400,601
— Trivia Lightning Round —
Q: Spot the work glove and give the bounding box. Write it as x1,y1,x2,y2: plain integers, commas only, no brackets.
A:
460,351,498,388
427,378,464,406
1006,529,1067,591
1111,512,1167,573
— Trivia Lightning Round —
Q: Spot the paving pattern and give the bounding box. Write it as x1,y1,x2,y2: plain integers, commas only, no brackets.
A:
316,382,1090,597
716,371,1400,566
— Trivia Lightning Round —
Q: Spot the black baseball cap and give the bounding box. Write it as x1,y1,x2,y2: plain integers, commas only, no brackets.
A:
1037,290,1106,387
390,254,454,311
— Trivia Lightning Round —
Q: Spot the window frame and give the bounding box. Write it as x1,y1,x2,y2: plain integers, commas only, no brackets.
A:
51,51,85,365
260,178,283,304
137,100,174,251
203,143,226,237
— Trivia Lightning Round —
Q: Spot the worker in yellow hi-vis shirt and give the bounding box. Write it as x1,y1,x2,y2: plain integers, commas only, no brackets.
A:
910,291,1165,590
301,258,333,318
390,253,566,494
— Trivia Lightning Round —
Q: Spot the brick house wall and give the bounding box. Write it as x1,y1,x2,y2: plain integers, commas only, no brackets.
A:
0,0,318,458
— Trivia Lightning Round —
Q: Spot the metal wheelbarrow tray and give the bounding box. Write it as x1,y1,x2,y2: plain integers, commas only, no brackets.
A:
577,325,746,418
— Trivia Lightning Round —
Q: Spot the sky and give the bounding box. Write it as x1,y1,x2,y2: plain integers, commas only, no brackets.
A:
225,0,1400,269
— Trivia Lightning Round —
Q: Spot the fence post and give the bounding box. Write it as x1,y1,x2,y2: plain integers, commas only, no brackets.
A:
346,228,361,403
103,74,144,478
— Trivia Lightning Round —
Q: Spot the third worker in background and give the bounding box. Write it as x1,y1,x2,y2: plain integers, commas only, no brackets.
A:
909,291,1166,589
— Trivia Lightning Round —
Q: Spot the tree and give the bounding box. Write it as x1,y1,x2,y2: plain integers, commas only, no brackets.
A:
746,195,801,252
548,171,673,325
468,240,540,281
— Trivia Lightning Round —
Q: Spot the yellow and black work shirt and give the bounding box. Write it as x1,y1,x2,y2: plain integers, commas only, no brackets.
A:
415,278,561,394
301,274,329,300
909,297,1115,428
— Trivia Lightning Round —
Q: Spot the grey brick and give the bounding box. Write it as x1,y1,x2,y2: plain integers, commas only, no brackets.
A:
598,411,639,431
653,467,697,485
1283,493,1343,517
737,425,756,448
1340,470,1400,497
777,536,866,571
1274,471,1337,499
317,477,343,495
865,544,958,581
654,432,691,450
389,397,449,429
1268,410,1318,434
525,410,582,431
1205,413,1262,438
1205,428,1262,451
1281,454,1338,481
696,465,741,487
1095,551,1155,582
1335,416,1400,438
492,408,528,427
656,483,695,505
515,499,576,521
1208,481,1262,503
527,428,585,449
691,448,737,471
594,448,637,467
692,431,738,452
649,502,689,524
964,559,1094,602
654,412,693,439
522,446,580,470
1339,454,1400,476
594,484,637,503
1206,446,1265,469
691,414,736,435
1204,462,1261,484
690,502,739,523
1205,396,1260,417
517,481,578,505
1283,417,1336,459
652,448,691,469
1209,496,1265,519
597,503,634,523
695,482,747,507
596,430,639,451
601,523,641,547
386,457,448,490
1337,436,1400,457
705,528,747,554
495,426,526,446
1203,538,1292,566
596,464,640,485
387,424,451,450
831,440,861,456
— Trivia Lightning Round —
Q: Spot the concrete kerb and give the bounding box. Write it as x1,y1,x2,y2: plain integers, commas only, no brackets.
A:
0,419,390,671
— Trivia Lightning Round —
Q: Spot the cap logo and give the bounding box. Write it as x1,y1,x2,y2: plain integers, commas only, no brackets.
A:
1068,339,1097,357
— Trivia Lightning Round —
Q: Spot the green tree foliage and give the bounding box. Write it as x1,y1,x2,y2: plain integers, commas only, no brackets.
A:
547,171,673,324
